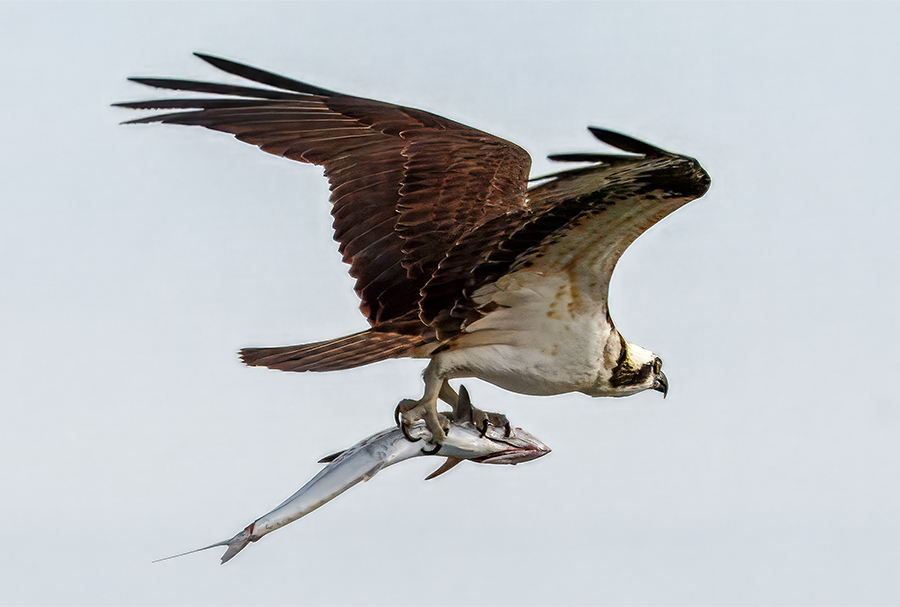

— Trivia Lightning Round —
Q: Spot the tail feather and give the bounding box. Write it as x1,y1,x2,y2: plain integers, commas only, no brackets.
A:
240,329,423,372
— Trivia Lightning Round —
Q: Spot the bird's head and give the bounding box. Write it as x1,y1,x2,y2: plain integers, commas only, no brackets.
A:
583,338,668,398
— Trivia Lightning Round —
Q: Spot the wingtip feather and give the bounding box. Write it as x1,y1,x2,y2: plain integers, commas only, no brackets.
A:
190,52,338,97
587,126,670,156
193,52,243,72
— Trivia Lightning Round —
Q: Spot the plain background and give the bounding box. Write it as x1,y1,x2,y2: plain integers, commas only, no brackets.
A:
2,2,899,605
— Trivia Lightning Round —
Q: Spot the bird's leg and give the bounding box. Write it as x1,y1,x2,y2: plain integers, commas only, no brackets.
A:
438,381,460,409
397,363,449,444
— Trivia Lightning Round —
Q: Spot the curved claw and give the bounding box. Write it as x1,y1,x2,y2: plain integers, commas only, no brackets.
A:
420,442,441,455
400,421,423,443
469,400,511,439
396,392,447,445
396,403,423,443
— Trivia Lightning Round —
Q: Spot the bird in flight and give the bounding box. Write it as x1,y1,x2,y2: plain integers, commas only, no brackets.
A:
118,54,711,444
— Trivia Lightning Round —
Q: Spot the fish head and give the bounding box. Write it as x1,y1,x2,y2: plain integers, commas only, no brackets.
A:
440,417,551,465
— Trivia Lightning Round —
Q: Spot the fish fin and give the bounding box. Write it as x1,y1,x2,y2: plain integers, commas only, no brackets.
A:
219,524,255,564
452,385,473,423
152,523,255,565
317,450,345,464
152,541,229,563
425,457,464,480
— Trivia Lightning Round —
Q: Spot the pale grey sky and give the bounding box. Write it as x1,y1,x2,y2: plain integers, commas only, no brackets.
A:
2,2,899,605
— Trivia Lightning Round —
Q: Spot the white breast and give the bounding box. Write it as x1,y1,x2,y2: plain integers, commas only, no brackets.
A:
431,268,618,396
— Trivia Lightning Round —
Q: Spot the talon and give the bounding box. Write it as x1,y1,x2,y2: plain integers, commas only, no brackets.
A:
397,397,446,444
421,443,441,455
401,422,422,443
465,392,511,439
396,401,423,442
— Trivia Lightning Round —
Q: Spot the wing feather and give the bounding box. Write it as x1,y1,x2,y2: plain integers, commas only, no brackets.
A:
421,133,711,337
118,54,532,328
119,58,710,362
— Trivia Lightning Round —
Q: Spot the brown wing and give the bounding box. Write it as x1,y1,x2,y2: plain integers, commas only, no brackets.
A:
420,128,711,338
117,53,532,327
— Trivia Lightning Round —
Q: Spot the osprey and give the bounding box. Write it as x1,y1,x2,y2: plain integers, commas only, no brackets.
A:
118,54,711,443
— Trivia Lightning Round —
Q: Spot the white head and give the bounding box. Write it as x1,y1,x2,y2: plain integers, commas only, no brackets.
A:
583,336,668,398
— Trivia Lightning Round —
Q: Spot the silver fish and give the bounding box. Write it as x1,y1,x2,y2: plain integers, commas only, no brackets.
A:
157,387,549,564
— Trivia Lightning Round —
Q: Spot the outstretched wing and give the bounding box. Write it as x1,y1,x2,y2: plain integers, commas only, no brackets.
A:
116,54,532,327
420,128,711,337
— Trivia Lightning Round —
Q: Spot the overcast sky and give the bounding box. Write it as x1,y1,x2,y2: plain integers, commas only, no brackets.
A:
2,2,899,605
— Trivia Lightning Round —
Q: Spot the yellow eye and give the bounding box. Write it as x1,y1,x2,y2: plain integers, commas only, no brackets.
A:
653,358,662,374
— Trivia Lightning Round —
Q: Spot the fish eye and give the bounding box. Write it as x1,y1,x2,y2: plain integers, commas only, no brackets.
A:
653,358,662,374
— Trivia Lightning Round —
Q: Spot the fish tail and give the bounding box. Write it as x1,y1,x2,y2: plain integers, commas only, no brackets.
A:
219,524,255,564
153,523,256,565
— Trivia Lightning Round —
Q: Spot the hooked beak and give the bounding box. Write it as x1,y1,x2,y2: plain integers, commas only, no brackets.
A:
654,371,669,398
472,428,551,465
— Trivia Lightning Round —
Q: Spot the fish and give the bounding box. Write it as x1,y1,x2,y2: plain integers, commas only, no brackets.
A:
156,386,549,564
